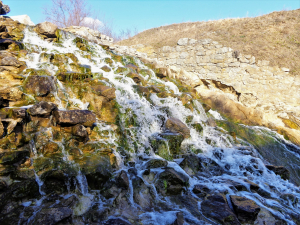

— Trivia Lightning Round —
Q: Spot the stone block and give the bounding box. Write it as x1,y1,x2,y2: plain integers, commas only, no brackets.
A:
196,50,205,56
205,50,215,56
199,39,211,45
229,62,241,67
189,39,197,45
178,38,189,46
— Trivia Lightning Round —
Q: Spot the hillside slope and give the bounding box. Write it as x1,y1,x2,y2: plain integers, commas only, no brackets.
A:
119,9,300,75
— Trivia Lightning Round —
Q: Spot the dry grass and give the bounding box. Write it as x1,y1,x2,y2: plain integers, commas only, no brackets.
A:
118,9,300,75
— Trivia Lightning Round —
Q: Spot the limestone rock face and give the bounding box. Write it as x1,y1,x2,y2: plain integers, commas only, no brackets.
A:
54,110,96,127
165,117,190,139
0,1,10,15
35,22,58,38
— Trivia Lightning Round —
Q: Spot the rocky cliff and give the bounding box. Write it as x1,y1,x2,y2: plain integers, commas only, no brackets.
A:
0,3,300,225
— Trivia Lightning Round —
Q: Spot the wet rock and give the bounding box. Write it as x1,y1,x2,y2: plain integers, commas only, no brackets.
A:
28,101,57,117
0,150,29,165
103,218,132,225
23,75,57,97
56,71,92,81
191,123,203,133
0,87,23,102
126,63,139,72
0,118,3,137
280,193,298,207
165,117,190,139
170,212,184,225
0,179,7,192
101,65,111,72
156,167,189,195
41,169,76,194
92,85,116,100
143,158,168,169
150,132,184,160
35,22,58,38
201,194,240,225
80,154,114,189
133,85,150,98
32,207,72,225
126,71,145,85
72,124,89,141
11,168,35,180
192,184,211,197
230,195,260,223
116,170,129,189
0,1,10,15
54,110,96,126
179,154,200,176
198,155,224,177
266,165,290,180
132,176,155,210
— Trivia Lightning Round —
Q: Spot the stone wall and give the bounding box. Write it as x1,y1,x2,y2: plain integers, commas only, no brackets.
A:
125,38,300,118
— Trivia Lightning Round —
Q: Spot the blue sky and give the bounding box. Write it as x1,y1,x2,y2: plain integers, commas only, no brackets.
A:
7,0,300,34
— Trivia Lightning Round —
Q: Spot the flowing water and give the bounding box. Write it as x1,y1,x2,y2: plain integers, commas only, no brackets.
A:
7,27,300,224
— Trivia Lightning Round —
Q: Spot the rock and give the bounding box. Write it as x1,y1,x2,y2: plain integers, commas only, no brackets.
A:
165,117,190,139
12,108,27,118
143,158,168,169
54,110,96,126
177,38,189,46
198,155,224,177
35,22,58,38
6,118,22,135
0,179,7,192
126,71,145,85
179,154,200,176
266,165,290,180
201,194,240,225
72,124,88,141
11,169,35,180
230,195,260,223
24,75,57,97
28,101,57,117
103,218,132,225
0,118,3,137
156,167,189,195
116,170,129,189
155,68,168,78
0,1,10,15
192,184,211,197
170,212,184,225
92,85,116,100
101,65,111,72
32,207,72,225
80,154,115,189
0,56,24,67
0,150,30,165
150,132,184,160
10,15,35,26
132,176,155,210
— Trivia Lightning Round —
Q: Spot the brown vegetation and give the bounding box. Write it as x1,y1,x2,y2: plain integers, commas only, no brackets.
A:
119,9,300,75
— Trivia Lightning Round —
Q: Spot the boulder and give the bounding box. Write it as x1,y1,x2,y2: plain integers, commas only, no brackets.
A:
23,75,57,97
126,71,145,85
156,167,189,195
32,207,72,225
198,155,224,177
101,65,111,72
28,101,57,117
201,194,240,225
170,212,184,225
0,1,10,15
165,117,190,139
143,158,168,169
132,176,155,210
54,110,96,126
179,154,200,176
230,195,260,223
266,165,290,180
72,124,88,141
192,184,211,197
116,170,129,189
35,22,58,38
92,85,116,100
